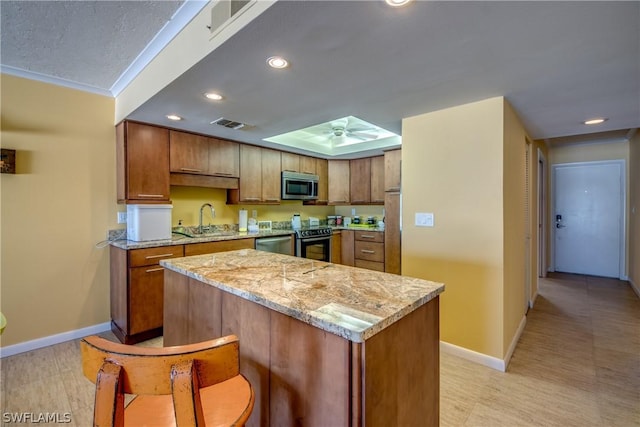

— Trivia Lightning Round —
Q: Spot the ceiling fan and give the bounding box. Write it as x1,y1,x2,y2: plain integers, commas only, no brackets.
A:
322,117,380,146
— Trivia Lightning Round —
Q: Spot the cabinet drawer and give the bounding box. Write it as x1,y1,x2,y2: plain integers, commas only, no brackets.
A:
354,231,384,243
354,241,384,262
129,246,185,267
355,259,385,272
184,238,255,256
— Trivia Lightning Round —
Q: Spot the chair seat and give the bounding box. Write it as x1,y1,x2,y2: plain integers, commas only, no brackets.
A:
123,375,254,427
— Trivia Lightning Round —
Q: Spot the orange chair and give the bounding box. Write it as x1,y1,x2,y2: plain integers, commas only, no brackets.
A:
80,334,254,426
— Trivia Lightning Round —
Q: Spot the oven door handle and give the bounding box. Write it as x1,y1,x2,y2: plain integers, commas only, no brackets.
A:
299,236,331,243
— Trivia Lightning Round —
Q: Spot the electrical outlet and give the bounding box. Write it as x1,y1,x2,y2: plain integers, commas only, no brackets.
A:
117,212,127,224
352,208,356,216
415,212,434,227
252,210,258,218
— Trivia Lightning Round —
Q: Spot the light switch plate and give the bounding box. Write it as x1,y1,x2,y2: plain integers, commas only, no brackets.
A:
117,212,127,224
415,212,434,227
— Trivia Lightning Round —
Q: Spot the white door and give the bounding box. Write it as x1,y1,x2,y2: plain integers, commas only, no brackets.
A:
553,161,624,278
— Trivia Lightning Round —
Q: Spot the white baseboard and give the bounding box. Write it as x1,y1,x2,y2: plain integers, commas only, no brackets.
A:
630,277,640,299
440,315,526,373
530,290,538,309
440,341,506,372
0,322,111,358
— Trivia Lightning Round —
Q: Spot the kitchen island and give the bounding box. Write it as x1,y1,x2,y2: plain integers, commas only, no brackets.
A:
161,249,444,427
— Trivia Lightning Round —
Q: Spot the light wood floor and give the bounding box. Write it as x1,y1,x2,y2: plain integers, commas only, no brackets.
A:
1,273,638,426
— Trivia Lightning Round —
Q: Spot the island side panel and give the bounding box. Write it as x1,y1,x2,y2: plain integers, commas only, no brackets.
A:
163,271,222,346
220,292,271,427
269,310,351,427
363,297,439,427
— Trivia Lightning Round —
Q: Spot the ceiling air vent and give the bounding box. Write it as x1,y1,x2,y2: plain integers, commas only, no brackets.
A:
210,117,246,130
209,1,252,36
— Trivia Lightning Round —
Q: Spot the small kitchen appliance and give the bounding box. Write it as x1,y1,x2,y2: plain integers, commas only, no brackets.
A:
291,213,302,230
126,204,172,241
239,209,248,232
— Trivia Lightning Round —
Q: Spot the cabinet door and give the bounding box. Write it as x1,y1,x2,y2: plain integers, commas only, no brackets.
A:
123,122,170,203
300,156,317,175
340,230,355,266
169,130,209,174
129,265,165,335
384,149,401,192
316,159,329,204
350,158,371,204
261,148,281,203
384,192,401,274
281,152,300,172
370,156,385,204
331,232,342,264
238,145,263,202
209,138,240,177
328,160,350,204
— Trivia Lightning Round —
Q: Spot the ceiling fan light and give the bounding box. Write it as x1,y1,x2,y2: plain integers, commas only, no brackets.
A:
166,114,182,121
205,92,223,101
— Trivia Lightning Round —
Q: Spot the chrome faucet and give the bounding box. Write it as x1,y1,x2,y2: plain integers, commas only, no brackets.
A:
198,203,215,234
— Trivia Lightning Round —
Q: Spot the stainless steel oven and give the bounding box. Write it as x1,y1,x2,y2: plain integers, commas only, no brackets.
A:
295,228,332,262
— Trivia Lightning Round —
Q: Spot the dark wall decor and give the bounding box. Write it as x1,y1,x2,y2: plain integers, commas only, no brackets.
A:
1,149,16,174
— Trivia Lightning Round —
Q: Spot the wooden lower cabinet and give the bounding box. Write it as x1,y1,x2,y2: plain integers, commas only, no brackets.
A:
340,230,355,266
164,270,440,426
331,231,342,264
384,192,401,274
110,239,255,344
353,230,385,271
110,245,184,344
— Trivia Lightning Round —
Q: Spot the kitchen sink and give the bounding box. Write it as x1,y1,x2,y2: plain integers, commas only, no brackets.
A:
172,230,237,239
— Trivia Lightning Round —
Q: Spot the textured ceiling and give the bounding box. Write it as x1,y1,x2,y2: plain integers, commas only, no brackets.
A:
1,1,638,158
0,0,184,92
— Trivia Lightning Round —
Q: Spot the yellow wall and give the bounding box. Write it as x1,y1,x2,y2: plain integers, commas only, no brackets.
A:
402,97,506,359
502,101,527,352
629,132,639,289
169,186,335,227
1,74,117,346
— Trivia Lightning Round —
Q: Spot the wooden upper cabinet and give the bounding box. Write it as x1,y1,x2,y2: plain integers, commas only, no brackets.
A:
328,160,350,205
300,156,317,175
370,156,385,204
229,145,280,204
261,148,281,203
281,152,300,172
384,149,401,192
208,138,239,177
237,144,263,202
117,121,170,204
316,159,329,204
169,130,209,174
350,158,371,204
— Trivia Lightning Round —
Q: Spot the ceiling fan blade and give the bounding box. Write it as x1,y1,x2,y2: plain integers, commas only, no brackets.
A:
347,131,378,140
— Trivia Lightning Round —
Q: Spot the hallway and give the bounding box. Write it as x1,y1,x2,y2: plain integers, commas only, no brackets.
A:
441,273,640,426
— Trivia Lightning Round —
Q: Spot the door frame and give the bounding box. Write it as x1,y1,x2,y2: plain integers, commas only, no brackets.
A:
537,149,547,278
550,159,627,279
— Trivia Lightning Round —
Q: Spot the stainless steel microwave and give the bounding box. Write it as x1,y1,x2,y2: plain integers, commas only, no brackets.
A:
282,171,319,200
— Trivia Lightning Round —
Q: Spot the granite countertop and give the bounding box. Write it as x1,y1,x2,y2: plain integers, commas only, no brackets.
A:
110,229,296,250
160,249,444,343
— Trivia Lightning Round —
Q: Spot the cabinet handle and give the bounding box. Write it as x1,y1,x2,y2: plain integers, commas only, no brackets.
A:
361,249,375,254
213,172,234,176
137,194,165,198
145,253,174,259
180,167,202,172
264,198,280,202
146,267,164,273
360,235,376,239
242,197,261,201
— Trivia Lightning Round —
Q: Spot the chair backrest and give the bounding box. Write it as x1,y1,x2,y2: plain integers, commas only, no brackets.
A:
80,334,240,395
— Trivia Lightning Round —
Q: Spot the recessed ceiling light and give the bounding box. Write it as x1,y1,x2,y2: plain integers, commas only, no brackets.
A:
205,92,223,101
166,114,182,121
583,118,608,125
267,56,289,69
385,0,412,7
